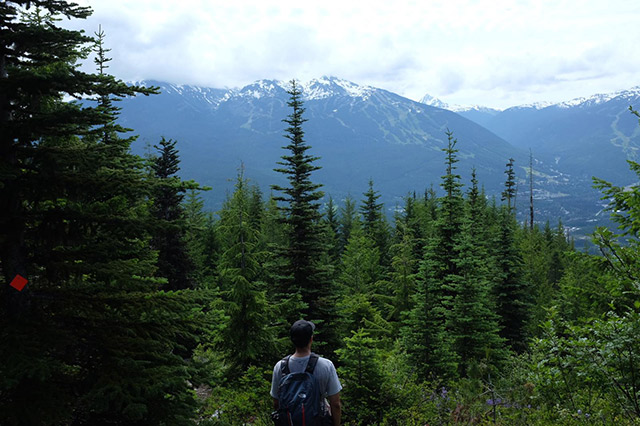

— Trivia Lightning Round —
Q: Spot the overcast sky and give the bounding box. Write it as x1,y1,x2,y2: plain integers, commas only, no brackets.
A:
64,0,640,109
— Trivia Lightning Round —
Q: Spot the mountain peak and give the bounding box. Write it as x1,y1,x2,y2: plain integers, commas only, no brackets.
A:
556,86,640,109
303,76,375,101
419,94,501,114
419,94,449,109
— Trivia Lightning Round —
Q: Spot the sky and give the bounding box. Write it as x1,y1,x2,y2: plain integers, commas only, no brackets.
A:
63,0,640,109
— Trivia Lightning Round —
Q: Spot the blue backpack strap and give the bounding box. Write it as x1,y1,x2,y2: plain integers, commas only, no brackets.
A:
280,353,319,375
305,353,319,374
280,355,291,375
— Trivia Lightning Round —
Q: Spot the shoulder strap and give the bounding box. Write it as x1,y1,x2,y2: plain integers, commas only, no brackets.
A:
280,355,291,375
280,353,319,375
305,353,319,374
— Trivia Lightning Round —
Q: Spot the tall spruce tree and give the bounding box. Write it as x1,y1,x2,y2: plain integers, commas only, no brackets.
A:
336,329,388,424
338,195,358,253
217,171,276,373
404,131,464,381
150,137,199,290
493,204,529,351
336,225,390,340
271,80,334,334
388,228,418,326
448,193,504,375
502,157,517,212
324,196,342,264
360,179,391,266
183,189,217,287
0,6,207,424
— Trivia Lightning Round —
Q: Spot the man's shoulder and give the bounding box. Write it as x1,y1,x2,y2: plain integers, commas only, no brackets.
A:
314,355,337,371
315,355,334,364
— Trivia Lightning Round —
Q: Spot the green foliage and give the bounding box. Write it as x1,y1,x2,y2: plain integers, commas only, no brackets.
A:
492,207,530,352
183,189,218,287
449,216,505,376
324,195,342,264
360,179,391,265
338,195,359,252
502,158,517,212
404,131,466,381
339,226,383,295
271,80,330,322
216,171,277,373
529,308,640,423
0,3,218,424
150,137,201,290
337,330,388,425
388,228,418,325
202,366,273,426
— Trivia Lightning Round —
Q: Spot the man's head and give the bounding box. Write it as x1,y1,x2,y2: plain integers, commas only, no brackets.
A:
290,319,315,348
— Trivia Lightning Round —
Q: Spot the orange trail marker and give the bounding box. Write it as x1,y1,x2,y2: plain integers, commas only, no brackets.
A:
10,275,28,291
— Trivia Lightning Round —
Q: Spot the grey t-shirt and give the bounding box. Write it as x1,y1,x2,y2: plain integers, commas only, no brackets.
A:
270,354,342,399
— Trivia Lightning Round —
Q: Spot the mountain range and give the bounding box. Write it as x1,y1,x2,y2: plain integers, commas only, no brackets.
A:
115,77,640,240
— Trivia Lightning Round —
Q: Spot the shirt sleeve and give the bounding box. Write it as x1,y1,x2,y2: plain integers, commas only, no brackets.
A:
324,359,342,396
270,361,281,399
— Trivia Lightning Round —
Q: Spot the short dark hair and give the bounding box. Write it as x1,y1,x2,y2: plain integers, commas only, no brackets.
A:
290,320,315,348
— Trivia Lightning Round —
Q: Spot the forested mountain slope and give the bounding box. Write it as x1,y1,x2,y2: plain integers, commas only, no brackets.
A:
117,77,601,237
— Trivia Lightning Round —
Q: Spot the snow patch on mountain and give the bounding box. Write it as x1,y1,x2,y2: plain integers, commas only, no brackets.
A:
557,86,640,108
510,101,555,110
212,77,376,103
303,76,375,101
419,94,449,109
419,94,502,113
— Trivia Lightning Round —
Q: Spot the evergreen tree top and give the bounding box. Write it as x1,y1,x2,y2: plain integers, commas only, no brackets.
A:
440,130,463,199
272,80,324,207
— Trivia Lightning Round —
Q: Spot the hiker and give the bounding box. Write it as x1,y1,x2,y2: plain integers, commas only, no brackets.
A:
271,320,342,426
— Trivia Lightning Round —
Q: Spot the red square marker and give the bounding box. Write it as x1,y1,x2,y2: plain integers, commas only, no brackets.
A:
10,275,28,291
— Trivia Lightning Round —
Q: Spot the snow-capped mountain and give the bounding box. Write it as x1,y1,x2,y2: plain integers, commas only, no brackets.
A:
138,76,378,108
419,94,450,110
419,93,502,127
114,77,639,237
303,76,376,101
119,77,532,204
419,94,498,113
555,86,640,109
459,86,640,192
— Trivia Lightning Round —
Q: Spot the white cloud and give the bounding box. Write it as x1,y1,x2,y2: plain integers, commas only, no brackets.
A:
62,0,640,108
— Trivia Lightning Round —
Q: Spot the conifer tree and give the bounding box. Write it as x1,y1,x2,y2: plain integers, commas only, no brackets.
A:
493,206,529,351
404,131,464,380
519,223,553,333
336,329,387,424
324,196,342,264
502,157,517,212
360,179,391,266
437,131,465,279
388,228,418,325
183,189,217,287
448,206,504,375
217,171,276,373
336,225,388,338
262,194,288,249
150,137,197,289
339,225,383,295
271,80,334,336
338,195,358,253
0,6,206,424
261,194,289,305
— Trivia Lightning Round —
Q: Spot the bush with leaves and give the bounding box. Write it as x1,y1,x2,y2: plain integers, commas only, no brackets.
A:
202,366,273,426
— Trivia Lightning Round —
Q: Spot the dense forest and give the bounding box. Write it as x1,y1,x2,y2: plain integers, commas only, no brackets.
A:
2,2,640,425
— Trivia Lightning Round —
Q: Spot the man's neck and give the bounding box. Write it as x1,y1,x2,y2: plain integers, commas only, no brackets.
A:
293,346,312,357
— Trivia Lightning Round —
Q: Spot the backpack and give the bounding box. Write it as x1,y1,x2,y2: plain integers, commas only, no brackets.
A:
274,353,324,426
